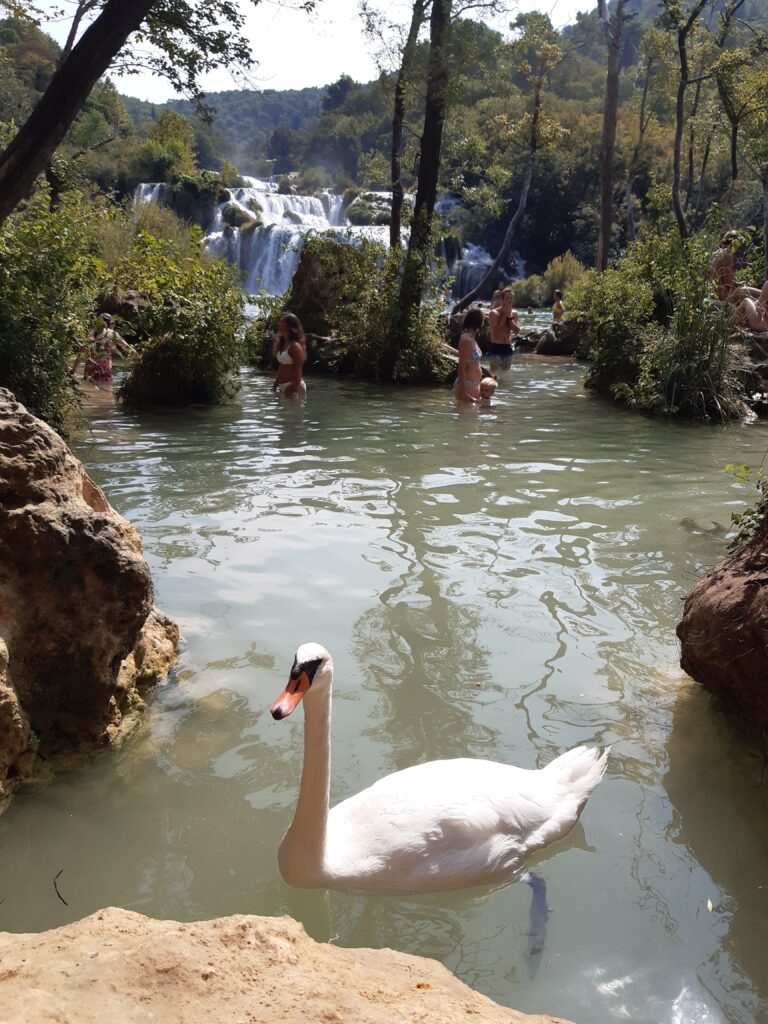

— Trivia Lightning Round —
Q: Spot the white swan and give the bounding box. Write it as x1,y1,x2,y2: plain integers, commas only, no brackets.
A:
270,642,608,894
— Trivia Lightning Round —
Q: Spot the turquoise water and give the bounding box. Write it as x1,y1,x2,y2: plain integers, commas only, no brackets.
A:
1,358,767,1023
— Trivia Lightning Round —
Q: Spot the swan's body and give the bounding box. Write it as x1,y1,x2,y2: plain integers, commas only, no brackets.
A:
271,643,608,894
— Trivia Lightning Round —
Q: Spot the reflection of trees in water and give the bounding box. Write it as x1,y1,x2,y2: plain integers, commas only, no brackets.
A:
350,467,502,775
663,685,768,1019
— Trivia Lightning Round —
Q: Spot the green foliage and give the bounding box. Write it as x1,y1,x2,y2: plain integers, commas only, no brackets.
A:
292,235,449,383
112,228,245,405
572,225,747,420
242,292,286,366
724,462,768,551
0,188,103,431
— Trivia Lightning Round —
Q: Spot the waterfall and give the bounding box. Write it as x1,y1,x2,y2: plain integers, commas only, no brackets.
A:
134,181,508,297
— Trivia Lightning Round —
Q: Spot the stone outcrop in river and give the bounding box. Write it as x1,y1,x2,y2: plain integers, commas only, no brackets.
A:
677,517,768,732
0,389,178,808
0,907,572,1024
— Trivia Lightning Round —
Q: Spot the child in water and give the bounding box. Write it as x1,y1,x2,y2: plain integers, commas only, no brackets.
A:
479,377,498,405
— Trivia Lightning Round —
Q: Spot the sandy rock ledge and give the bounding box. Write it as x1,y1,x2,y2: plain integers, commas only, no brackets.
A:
0,907,571,1024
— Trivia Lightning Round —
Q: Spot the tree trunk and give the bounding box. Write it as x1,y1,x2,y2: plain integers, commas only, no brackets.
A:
596,0,628,272
684,78,703,210
624,54,653,246
625,176,636,242
390,0,427,250
386,0,452,371
671,38,690,239
763,166,768,281
0,0,154,228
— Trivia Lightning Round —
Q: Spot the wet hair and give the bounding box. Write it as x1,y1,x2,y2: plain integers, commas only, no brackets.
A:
501,287,514,300
462,307,485,332
554,290,563,300
102,313,113,322
278,312,306,349
479,376,497,393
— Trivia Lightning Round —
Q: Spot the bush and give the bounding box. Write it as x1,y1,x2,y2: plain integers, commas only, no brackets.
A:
0,188,103,432
570,224,747,421
112,229,245,405
287,234,449,383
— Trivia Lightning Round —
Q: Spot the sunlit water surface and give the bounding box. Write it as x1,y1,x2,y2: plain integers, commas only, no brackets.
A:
2,358,768,1024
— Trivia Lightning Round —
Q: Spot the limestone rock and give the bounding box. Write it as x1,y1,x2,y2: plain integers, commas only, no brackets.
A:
0,907,572,1024
0,389,178,804
534,321,582,356
677,524,768,732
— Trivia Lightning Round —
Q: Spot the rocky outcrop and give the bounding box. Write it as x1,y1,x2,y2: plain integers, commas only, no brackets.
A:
677,523,768,732
0,389,178,806
0,907,572,1024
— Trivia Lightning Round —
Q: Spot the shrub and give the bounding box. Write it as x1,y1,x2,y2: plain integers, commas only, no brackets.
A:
113,229,245,405
542,251,585,302
570,224,747,421
0,188,103,431
287,234,449,384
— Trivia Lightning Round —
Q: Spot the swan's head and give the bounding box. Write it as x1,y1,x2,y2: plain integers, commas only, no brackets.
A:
270,642,332,720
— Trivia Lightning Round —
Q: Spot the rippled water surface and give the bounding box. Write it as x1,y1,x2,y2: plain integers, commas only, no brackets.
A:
2,360,768,1023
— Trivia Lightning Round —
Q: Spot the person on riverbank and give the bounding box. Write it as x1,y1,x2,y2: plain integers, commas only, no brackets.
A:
272,312,307,399
453,307,484,404
552,290,565,323
71,313,134,384
488,287,519,375
739,281,768,333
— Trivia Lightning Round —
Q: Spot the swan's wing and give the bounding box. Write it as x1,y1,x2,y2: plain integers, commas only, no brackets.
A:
325,759,558,890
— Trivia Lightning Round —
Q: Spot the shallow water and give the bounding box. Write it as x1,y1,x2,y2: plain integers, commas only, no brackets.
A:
2,360,768,1023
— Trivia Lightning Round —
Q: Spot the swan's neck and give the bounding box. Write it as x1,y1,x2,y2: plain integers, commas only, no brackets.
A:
279,686,331,887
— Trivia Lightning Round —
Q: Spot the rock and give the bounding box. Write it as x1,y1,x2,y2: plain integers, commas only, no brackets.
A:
222,201,261,230
287,240,352,337
0,907,572,1024
0,389,178,806
534,321,582,356
346,192,391,226
677,522,768,732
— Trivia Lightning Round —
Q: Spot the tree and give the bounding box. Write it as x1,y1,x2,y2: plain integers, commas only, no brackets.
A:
595,0,632,270
658,0,712,240
0,0,314,227
452,13,562,314
386,0,452,369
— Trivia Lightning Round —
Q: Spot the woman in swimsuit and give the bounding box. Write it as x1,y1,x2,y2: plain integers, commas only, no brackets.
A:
453,306,485,404
272,312,307,399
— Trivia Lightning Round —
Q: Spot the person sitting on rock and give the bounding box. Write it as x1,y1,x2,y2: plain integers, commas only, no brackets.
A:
552,290,565,324
739,281,768,333
71,314,134,384
487,287,519,375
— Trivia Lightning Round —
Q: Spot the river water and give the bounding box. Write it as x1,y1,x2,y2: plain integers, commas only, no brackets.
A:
1,355,767,1023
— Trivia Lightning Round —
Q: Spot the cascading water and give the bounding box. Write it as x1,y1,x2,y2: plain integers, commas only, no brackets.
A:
135,181,385,295
134,182,521,298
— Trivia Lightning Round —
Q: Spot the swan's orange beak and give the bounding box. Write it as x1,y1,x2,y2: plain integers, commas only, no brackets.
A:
271,672,311,720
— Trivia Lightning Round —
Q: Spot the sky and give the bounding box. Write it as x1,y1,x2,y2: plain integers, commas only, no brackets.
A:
42,0,594,102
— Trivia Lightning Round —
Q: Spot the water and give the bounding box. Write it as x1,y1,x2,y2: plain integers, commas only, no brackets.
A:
2,361,768,1023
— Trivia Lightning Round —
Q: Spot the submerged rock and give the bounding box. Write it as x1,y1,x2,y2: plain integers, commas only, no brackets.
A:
0,907,573,1024
677,521,768,732
0,389,178,807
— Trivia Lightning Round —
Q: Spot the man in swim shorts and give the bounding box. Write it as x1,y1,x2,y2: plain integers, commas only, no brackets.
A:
487,287,519,374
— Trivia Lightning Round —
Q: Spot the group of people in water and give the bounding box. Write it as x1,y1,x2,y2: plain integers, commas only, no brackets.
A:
453,285,564,405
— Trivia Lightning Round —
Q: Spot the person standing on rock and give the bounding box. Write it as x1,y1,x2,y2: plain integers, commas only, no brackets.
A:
272,313,307,399
488,287,519,375
552,290,565,324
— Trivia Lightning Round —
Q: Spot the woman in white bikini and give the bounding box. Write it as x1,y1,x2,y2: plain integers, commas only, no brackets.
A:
272,312,307,399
